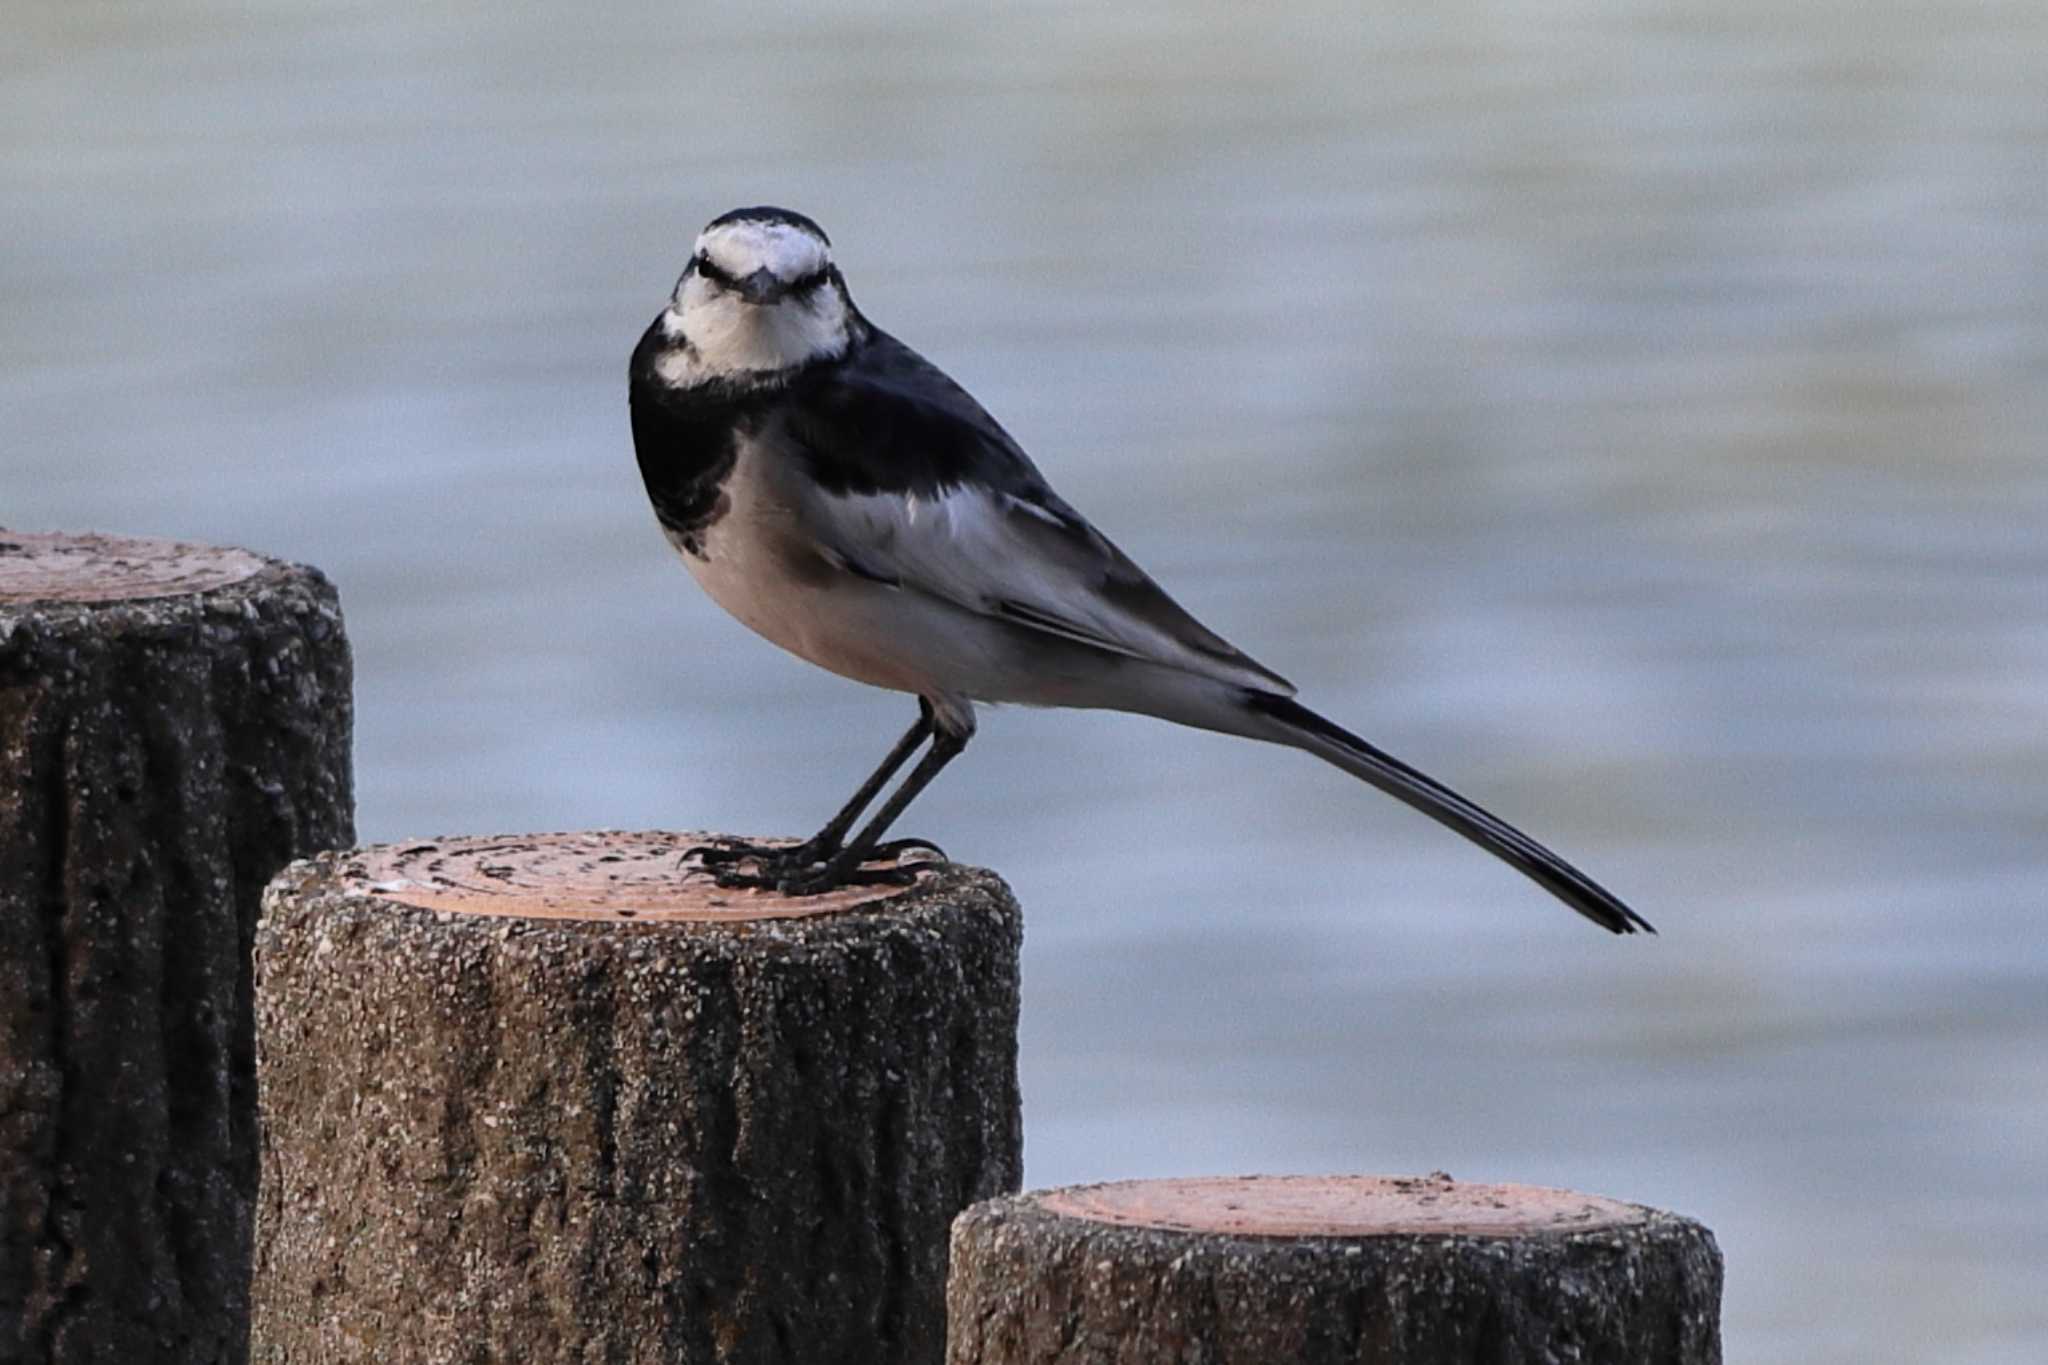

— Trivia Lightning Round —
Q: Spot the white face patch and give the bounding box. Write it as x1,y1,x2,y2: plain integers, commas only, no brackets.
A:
654,216,854,386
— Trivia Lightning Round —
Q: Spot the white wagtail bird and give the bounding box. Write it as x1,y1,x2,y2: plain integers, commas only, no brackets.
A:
630,206,1651,934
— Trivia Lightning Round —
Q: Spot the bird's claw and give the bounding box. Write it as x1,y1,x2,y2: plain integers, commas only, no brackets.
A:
692,837,946,896
681,835,831,872
867,836,947,863
713,861,921,895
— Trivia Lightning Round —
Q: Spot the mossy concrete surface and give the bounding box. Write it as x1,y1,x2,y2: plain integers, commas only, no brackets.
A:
948,1180,1722,1365
0,538,355,1365
252,851,1023,1365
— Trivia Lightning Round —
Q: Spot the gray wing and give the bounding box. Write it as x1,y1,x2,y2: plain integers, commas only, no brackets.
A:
773,326,1292,695
802,477,1296,697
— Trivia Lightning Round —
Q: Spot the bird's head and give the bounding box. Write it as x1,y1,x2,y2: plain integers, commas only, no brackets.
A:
650,206,857,387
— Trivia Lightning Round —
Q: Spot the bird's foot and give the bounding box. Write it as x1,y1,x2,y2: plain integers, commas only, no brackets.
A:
736,859,921,895
692,836,947,896
684,833,835,873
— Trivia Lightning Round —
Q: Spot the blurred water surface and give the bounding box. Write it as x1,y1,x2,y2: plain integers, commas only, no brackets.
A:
7,2,2047,1359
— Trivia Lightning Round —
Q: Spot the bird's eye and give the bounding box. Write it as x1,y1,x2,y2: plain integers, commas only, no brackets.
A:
792,266,830,294
694,254,733,287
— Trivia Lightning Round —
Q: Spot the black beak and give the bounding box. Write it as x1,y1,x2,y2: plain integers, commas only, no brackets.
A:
733,267,789,306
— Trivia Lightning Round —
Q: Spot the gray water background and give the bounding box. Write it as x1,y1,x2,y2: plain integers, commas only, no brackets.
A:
7,2,2046,1358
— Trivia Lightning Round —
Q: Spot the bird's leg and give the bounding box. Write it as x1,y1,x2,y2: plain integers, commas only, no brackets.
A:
687,702,938,878
759,726,970,896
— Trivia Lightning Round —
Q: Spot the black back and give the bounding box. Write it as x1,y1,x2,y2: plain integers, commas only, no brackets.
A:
778,329,1051,501
629,317,1059,552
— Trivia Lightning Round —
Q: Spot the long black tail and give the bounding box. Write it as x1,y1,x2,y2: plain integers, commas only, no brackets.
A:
1244,692,1653,935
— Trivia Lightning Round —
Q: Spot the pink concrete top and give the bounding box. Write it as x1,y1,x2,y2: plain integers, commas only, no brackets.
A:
349,830,930,922
1037,1174,1643,1239
0,530,266,604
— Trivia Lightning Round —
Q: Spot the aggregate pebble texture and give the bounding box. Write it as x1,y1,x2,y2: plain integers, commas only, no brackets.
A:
0,531,356,1365
947,1176,1723,1365
250,841,1024,1365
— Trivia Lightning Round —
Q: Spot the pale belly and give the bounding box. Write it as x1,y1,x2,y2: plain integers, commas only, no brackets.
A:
673,514,945,703
666,447,1236,736
664,438,1003,721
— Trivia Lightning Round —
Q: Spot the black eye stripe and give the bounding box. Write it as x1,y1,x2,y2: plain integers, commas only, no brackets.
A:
691,255,831,296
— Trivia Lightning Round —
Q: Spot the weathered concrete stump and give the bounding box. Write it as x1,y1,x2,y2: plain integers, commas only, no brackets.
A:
0,530,355,1365
251,833,1023,1365
948,1174,1722,1364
